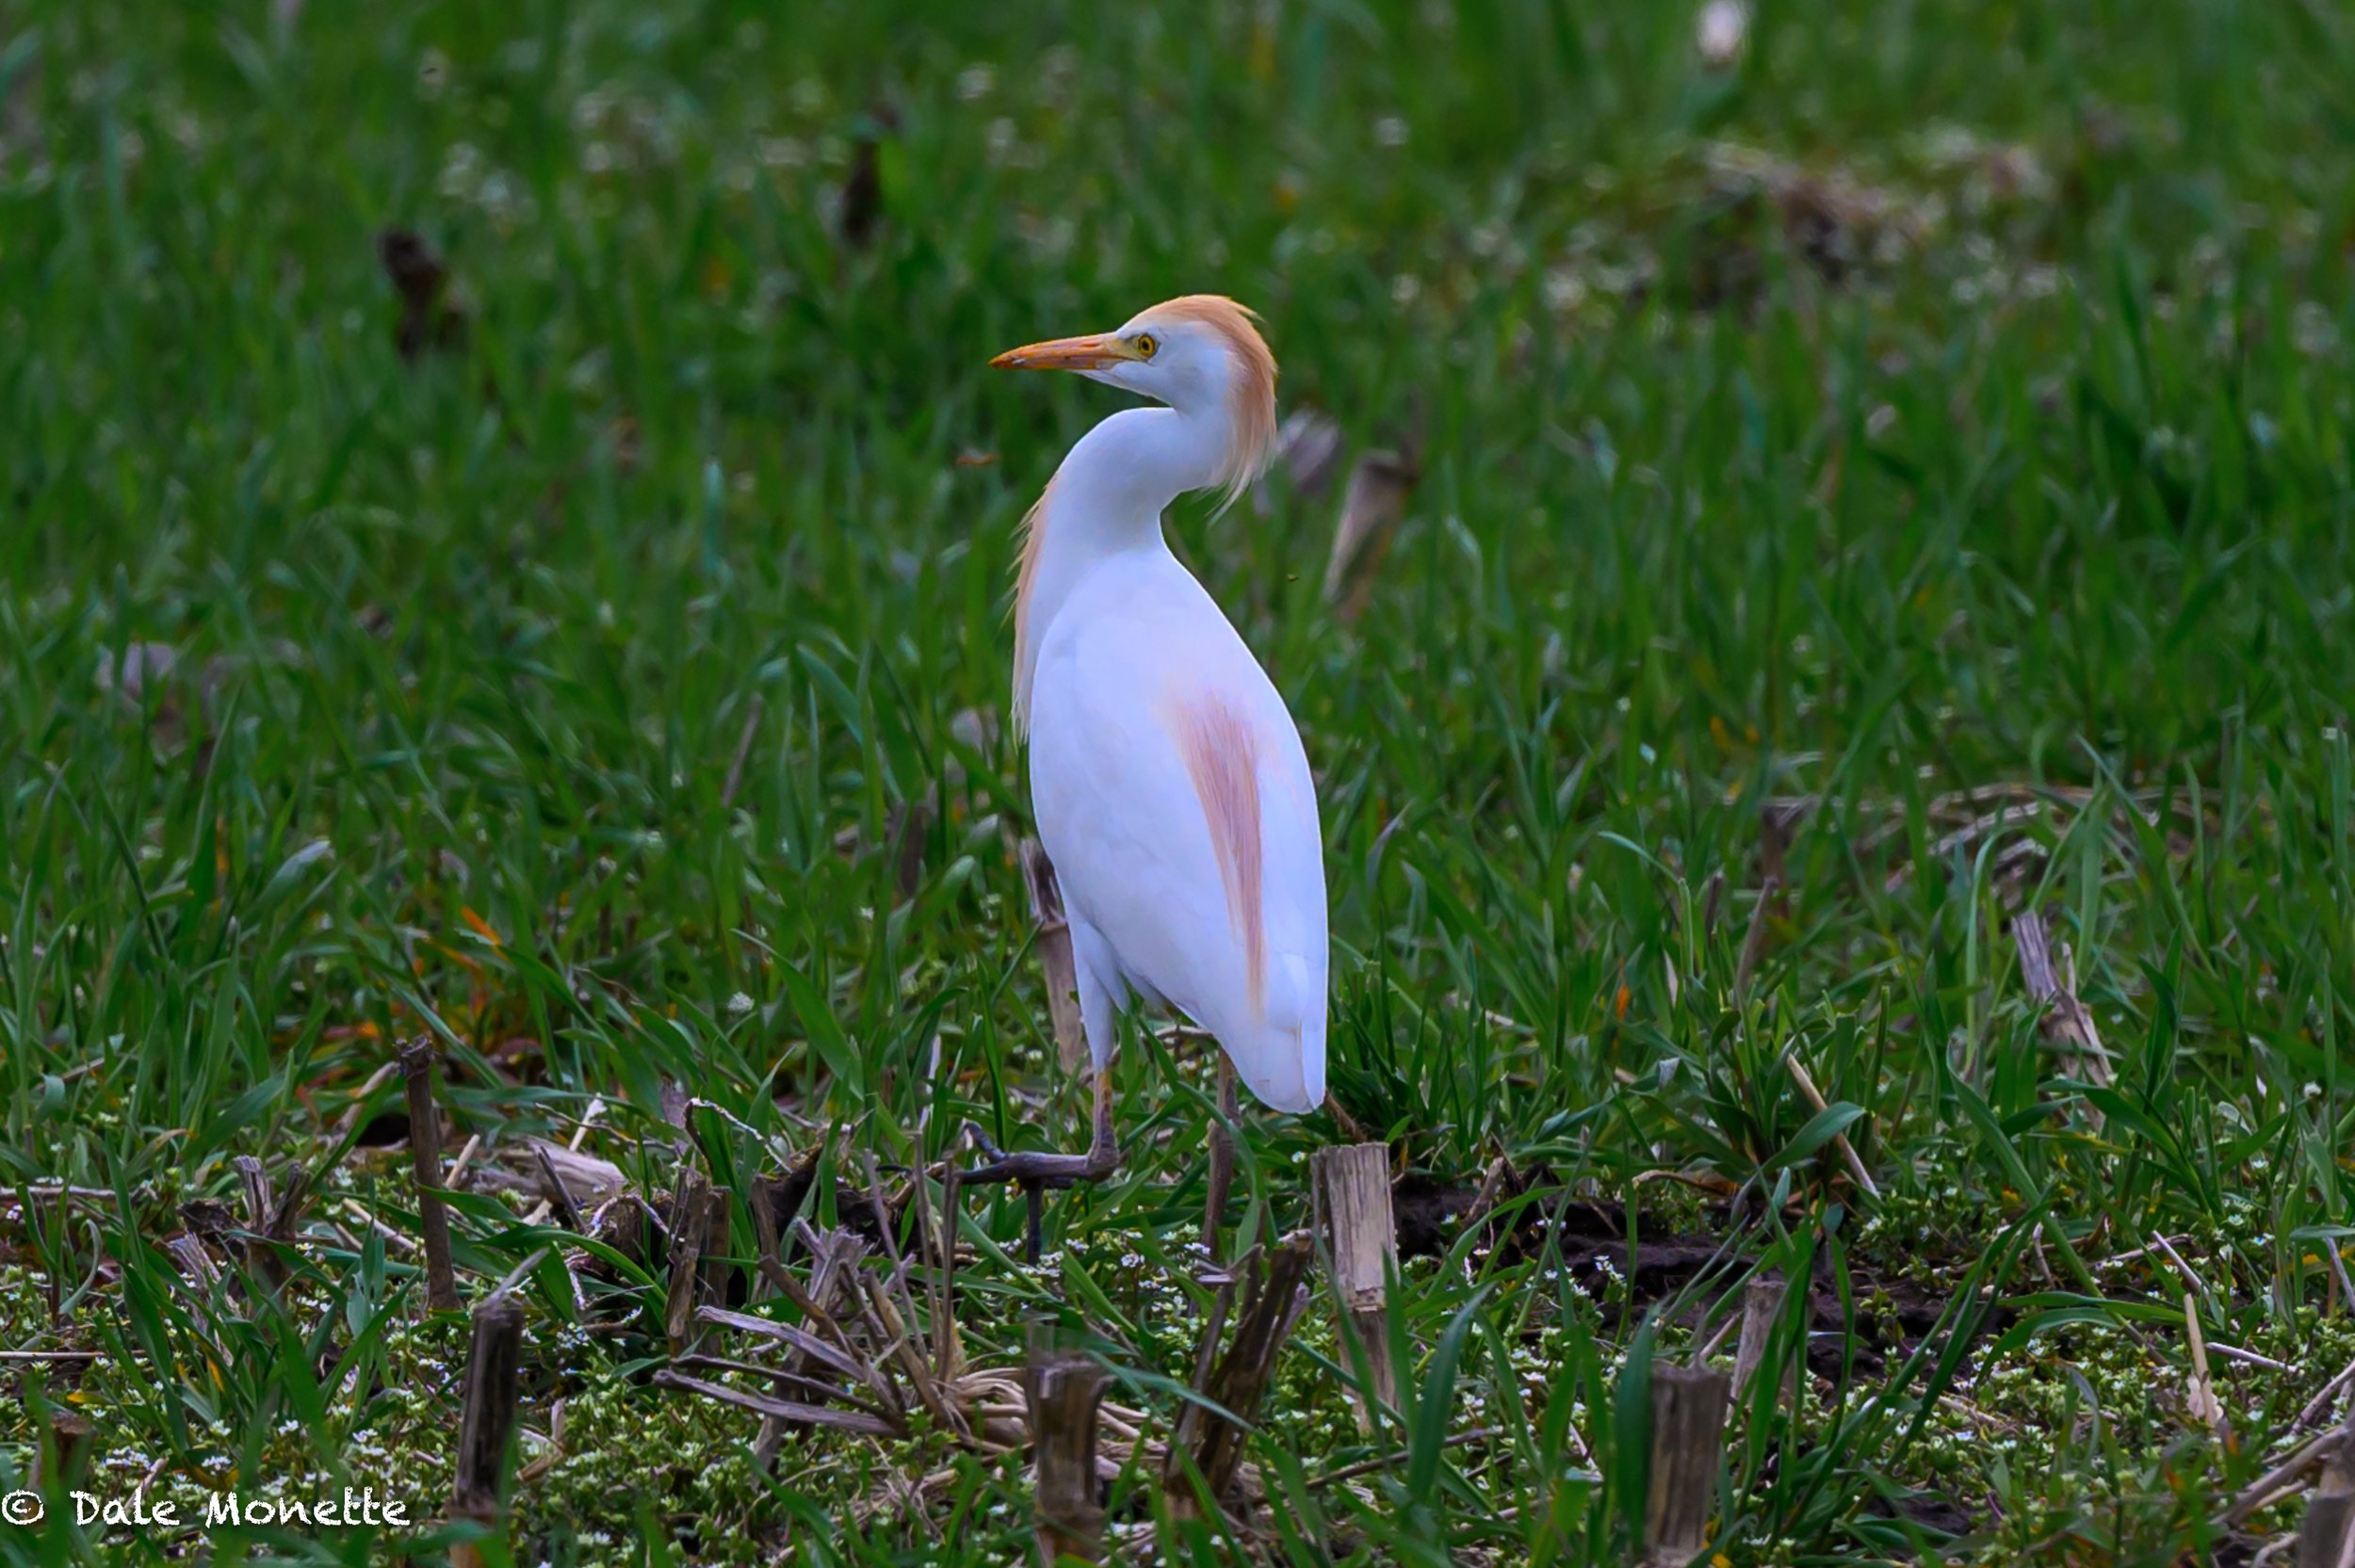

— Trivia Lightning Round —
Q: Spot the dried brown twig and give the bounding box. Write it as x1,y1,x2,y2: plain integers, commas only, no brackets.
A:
658,1222,1025,1455
2014,910,2114,1095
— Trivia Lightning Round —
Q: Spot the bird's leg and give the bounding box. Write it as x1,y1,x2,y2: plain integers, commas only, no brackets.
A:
964,1067,1120,1263
1324,1092,1371,1144
1091,1058,1117,1163
1201,1053,1239,1258
964,1062,1121,1189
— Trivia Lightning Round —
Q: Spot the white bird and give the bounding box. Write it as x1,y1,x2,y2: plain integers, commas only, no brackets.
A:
975,296,1327,1196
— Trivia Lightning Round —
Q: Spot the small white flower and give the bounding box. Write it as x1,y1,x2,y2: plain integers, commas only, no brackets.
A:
1697,0,1749,67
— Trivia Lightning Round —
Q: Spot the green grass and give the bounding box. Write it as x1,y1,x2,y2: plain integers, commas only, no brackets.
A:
5,0,2355,1561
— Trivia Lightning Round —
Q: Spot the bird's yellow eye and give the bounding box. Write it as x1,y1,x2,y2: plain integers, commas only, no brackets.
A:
1133,332,1157,360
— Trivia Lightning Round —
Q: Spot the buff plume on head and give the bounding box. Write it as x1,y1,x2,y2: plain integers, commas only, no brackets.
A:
1129,294,1277,509
996,294,1280,733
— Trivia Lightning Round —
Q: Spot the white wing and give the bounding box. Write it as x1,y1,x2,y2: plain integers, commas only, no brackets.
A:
1027,550,1327,1113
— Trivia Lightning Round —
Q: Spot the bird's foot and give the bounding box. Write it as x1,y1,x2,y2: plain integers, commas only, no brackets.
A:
962,1124,1121,1189
960,1124,1121,1264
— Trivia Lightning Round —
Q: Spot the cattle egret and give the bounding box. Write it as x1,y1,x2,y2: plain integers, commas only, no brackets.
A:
974,296,1327,1204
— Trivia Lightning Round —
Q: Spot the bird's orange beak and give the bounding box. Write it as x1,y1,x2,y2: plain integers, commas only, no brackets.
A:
989,332,1131,372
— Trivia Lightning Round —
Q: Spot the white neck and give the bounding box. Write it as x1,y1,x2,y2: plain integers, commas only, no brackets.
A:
1013,405,1231,722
